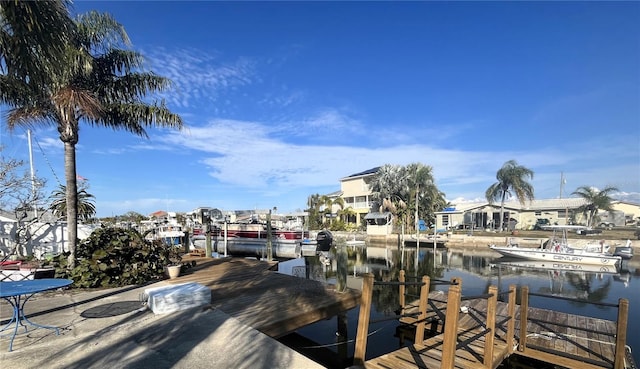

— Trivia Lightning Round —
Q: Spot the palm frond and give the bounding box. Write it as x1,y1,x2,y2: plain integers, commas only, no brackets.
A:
74,11,130,52
99,73,172,102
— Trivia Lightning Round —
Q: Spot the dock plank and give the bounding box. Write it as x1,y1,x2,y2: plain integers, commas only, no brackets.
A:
168,256,361,338
398,287,622,369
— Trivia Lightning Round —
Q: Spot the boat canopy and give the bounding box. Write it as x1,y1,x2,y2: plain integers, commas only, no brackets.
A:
364,212,392,225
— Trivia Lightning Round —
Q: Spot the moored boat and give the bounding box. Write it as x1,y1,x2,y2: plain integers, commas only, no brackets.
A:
209,221,305,259
493,259,620,274
489,225,622,267
489,243,621,267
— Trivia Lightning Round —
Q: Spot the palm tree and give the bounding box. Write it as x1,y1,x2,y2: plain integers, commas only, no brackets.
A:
3,11,183,267
306,193,323,229
485,160,535,231
0,1,75,91
50,184,96,221
572,185,619,227
367,164,409,225
319,195,344,227
367,163,447,234
405,163,446,233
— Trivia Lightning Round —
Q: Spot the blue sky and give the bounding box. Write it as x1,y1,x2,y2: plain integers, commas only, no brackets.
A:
1,1,639,218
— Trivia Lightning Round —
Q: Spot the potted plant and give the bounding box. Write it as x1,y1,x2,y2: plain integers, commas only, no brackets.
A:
165,247,183,279
166,263,181,279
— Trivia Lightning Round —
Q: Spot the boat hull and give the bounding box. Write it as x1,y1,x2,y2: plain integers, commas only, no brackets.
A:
489,245,621,266
213,237,301,259
494,259,620,274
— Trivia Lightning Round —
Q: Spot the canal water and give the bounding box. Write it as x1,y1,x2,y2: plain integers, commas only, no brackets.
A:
279,240,639,368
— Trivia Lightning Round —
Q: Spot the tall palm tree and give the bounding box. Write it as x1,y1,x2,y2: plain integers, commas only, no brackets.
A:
0,1,75,90
572,185,619,227
485,160,535,231
50,184,96,221
3,11,183,267
405,163,446,232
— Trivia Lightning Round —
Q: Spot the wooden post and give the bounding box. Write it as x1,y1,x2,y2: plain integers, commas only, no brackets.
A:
613,298,629,369
399,270,406,314
337,313,348,365
506,284,516,355
440,284,461,369
414,275,430,343
519,285,529,352
483,285,498,369
450,276,462,289
354,273,374,366
205,223,212,258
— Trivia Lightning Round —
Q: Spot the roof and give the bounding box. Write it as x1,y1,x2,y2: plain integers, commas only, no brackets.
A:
149,210,168,218
342,167,380,180
364,211,391,220
436,198,591,213
325,190,343,198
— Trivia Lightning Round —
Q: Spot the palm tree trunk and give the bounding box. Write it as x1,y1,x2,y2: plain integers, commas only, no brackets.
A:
499,193,506,232
64,141,78,269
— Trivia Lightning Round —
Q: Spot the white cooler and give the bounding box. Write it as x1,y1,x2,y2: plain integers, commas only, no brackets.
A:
144,282,211,314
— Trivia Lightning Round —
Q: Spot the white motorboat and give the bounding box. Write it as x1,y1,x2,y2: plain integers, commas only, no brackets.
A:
493,259,620,274
489,225,622,267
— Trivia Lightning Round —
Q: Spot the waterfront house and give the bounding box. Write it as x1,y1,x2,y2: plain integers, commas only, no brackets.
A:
324,166,640,232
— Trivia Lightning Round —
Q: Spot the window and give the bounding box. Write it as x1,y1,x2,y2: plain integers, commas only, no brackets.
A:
442,215,449,227
534,211,542,216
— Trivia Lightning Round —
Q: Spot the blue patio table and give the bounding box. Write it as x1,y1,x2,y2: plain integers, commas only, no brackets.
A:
0,278,73,351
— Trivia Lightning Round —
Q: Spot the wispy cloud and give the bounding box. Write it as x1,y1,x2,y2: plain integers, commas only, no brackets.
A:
154,113,639,205
143,47,255,113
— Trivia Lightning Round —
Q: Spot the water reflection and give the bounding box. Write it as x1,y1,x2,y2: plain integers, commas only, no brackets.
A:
287,240,638,367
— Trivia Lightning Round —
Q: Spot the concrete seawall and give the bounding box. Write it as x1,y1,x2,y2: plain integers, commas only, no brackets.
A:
331,231,639,250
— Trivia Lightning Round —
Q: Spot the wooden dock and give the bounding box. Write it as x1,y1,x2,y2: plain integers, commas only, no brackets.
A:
353,271,631,369
168,255,361,338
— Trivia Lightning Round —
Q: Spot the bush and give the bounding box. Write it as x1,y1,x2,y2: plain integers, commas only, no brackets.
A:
51,227,181,288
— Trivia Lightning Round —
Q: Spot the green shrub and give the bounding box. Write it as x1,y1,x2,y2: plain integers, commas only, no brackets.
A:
51,227,181,288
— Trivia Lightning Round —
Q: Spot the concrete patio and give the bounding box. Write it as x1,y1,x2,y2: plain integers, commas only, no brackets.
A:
0,280,326,369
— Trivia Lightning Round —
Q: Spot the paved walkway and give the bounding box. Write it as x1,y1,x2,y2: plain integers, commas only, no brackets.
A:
0,281,326,369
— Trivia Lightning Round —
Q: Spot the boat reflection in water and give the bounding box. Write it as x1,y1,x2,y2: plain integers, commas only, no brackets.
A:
283,240,638,368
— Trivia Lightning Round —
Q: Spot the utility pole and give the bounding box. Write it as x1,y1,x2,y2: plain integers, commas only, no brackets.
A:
27,130,37,218
266,208,273,261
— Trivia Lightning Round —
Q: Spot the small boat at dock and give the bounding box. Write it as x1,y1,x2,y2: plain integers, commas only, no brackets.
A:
489,225,622,267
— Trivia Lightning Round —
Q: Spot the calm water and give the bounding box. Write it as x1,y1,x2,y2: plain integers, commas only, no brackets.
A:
281,240,639,368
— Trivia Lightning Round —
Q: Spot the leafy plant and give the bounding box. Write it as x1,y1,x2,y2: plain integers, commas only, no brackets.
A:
51,227,181,288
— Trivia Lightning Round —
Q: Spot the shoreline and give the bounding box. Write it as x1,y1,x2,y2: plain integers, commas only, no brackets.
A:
329,230,639,250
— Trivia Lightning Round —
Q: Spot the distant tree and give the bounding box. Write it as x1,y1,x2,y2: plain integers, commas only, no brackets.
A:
367,164,409,230
405,163,446,232
50,184,96,222
320,195,344,227
338,206,357,229
122,211,146,224
485,160,535,231
0,152,48,257
306,194,323,229
4,11,183,268
572,185,619,227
